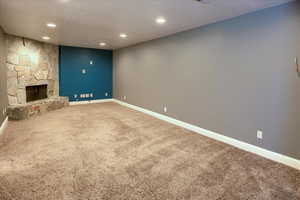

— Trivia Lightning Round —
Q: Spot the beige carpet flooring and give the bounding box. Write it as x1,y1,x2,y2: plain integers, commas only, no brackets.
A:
0,102,299,200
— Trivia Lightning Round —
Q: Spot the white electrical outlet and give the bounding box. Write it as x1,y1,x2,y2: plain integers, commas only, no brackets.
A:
105,93,108,97
164,106,167,113
90,93,93,98
257,130,263,140
123,96,127,100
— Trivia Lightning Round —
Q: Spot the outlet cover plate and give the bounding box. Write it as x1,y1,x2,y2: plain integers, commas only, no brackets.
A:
257,130,263,140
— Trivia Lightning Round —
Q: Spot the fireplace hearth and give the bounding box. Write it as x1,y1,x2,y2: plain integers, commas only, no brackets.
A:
26,85,48,102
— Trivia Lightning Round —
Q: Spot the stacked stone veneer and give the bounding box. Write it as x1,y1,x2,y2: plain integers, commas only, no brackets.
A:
6,34,59,105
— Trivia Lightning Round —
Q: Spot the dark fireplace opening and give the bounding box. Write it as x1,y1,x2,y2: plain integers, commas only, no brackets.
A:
26,85,48,102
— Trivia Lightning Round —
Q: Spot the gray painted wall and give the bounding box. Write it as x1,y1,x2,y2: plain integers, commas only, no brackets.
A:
0,27,7,126
114,2,300,160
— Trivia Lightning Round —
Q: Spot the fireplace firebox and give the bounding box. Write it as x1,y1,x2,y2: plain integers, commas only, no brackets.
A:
26,85,48,102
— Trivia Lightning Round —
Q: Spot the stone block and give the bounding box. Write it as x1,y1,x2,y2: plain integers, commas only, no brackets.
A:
15,65,26,72
19,55,32,66
17,89,26,104
7,106,29,121
7,77,18,96
47,68,54,79
17,76,26,89
7,52,19,65
17,68,31,89
7,63,15,71
48,89,54,96
8,95,18,105
7,69,17,78
39,62,49,70
34,70,48,80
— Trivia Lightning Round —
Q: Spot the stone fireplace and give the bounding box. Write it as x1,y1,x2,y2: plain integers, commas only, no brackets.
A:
6,34,59,105
6,35,69,120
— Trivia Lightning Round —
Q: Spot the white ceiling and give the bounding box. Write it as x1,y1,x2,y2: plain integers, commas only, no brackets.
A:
0,0,294,50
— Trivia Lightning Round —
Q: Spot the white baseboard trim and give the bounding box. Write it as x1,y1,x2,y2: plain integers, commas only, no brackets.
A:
0,117,8,136
113,99,300,170
70,99,113,106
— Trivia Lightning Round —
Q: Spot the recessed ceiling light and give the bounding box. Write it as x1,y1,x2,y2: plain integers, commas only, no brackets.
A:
156,17,166,25
194,0,209,3
59,0,70,3
99,42,106,46
120,33,128,38
47,23,56,28
42,36,50,40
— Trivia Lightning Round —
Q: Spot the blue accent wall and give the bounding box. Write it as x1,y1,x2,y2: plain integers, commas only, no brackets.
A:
59,46,113,102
